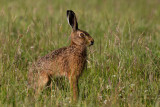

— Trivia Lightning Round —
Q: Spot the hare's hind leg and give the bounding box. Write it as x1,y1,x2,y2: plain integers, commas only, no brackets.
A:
36,71,52,95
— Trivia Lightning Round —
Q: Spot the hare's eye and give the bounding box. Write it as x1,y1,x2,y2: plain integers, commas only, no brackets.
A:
80,33,85,37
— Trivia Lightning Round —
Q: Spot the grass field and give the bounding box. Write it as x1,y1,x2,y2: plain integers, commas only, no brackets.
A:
0,0,160,106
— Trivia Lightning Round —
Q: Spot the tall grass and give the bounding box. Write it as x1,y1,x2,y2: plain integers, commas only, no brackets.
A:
0,0,160,106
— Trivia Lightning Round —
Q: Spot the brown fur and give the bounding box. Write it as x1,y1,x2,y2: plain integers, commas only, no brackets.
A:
28,10,94,101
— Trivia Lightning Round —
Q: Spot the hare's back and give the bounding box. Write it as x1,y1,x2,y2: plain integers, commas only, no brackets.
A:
37,47,68,65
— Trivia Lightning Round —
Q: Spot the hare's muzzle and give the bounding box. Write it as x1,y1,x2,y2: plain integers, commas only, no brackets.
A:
89,39,94,46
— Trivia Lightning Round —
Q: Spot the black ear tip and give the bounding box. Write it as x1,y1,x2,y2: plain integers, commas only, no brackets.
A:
67,10,75,16
67,10,70,14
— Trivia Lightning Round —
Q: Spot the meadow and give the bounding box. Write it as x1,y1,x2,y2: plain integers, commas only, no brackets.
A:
0,0,160,106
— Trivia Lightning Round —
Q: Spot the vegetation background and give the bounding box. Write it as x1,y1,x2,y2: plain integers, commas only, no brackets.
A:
0,0,160,106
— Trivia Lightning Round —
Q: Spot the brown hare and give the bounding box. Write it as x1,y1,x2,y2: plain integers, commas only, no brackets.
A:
28,10,94,101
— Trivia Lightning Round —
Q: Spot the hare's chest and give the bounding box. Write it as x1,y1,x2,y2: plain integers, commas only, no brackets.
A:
69,55,87,70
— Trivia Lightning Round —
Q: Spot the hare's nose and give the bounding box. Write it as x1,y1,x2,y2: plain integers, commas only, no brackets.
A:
91,40,94,45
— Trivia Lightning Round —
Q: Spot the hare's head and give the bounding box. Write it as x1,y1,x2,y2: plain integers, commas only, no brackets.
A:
67,10,94,47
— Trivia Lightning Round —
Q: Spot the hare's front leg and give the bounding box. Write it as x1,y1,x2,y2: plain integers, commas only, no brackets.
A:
69,75,79,102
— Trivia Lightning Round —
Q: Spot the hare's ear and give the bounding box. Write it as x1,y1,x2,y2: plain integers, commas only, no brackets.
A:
67,10,78,31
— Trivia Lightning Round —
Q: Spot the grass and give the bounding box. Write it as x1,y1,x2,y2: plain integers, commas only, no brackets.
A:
0,0,160,106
